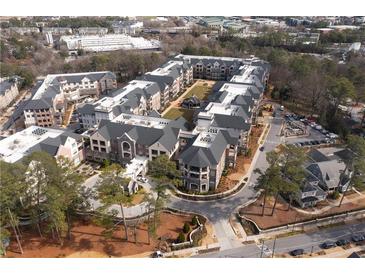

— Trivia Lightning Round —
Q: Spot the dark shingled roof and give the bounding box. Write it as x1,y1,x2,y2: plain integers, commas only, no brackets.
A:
94,119,182,151
77,103,96,115
24,98,53,110
212,114,251,130
179,131,228,168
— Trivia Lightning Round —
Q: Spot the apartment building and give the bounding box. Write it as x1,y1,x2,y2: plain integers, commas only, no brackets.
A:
83,116,189,166
0,126,84,165
139,60,193,107
77,54,270,193
78,80,161,129
24,71,117,128
174,54,243,81
0,77,19,110
179,129,239,192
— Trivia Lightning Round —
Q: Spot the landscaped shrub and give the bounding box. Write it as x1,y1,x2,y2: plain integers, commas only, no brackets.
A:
183,222,190,233
192,216,198,226
177,232,186,243
330,190,340,200
222,169,229,176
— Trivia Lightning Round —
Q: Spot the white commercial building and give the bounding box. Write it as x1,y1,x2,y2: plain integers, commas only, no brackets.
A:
60,34,160,52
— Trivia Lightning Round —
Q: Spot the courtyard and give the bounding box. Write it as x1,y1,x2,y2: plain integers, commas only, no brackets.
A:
162,80,216,124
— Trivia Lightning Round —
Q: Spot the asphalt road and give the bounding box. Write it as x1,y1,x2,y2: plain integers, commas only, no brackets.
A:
194,221,365,258
168,112,285,249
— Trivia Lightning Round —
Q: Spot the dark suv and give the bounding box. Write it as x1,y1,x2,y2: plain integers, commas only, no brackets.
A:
290,249,305,256
320,241,336,249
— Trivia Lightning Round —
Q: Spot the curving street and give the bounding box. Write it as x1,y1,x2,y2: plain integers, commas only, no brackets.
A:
167,112,285,249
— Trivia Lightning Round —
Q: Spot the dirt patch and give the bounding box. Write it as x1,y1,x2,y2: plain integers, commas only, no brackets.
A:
5,212,193,258
129,189,146,206
240,194,365,230
215,125,264,193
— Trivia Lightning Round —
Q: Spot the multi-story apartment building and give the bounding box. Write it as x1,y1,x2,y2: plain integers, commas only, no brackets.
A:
0,77,19,110
0,126,84,165
83,116,189,166
178,129,239,192
78,80,161,129
75,54,270,193
139,60,193,107
23,71,117,128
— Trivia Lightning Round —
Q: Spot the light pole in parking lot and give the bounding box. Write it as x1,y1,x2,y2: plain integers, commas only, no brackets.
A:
260,240,265,258
271,237,277,258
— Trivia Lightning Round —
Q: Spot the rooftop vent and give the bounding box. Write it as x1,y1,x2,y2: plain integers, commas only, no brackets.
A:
32,128,47,136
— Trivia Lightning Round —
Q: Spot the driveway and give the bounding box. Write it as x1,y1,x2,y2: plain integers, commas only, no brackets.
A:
168,112,285,249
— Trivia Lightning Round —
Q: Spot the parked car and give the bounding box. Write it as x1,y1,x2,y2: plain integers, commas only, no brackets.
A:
315,125,323,130
328,133,339,139
290,249,305,256
320,241,336,249
352,235,365,243
336,239,350,246
151,251,163,258
279,105,284,111
259,146,265,152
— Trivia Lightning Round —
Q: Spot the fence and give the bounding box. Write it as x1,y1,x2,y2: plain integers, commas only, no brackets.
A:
240,208,365,236
166,178,247,201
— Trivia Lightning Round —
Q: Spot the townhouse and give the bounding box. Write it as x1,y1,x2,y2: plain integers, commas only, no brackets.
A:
23,71,117,128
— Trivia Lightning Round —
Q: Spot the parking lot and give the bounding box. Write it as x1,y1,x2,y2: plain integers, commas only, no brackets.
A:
281,113,339,147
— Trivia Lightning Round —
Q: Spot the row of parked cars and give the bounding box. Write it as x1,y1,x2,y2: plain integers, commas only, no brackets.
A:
293,139,334,148
290,233,365,256
285,113,339,139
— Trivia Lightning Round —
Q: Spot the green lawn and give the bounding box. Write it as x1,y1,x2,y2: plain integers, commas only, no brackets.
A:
183,83,212,100
162,108,195,123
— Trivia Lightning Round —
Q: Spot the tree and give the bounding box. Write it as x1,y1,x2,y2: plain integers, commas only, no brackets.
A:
95,163,131,241
22,151,61,238
254,164,282,216
327,77,355,116
56,157,90,240
147,155,180,185
0,161,27,254
338,135,365,207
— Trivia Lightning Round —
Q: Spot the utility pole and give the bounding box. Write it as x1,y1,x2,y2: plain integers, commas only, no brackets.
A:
271,237,277,258
260,240,265,258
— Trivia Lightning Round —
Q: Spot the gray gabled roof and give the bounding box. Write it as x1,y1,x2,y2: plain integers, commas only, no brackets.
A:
212,114,251,130
0,80,16,95
94,120,180,150
77,103,96,115
24,98,53,110
179,131,228,168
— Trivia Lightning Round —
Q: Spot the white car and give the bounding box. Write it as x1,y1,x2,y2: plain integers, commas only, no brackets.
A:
328,133,338,139
315,125,323,130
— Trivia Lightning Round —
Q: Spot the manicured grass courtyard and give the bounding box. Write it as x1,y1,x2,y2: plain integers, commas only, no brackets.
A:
162,108,195,123
183,82,213,100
